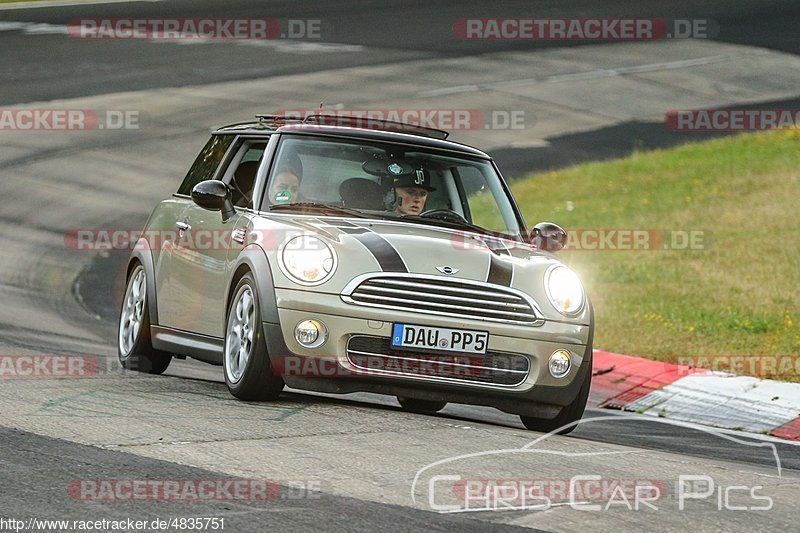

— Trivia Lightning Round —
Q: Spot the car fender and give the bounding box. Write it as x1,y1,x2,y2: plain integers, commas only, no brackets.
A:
227,243,279,324
128,237,159,326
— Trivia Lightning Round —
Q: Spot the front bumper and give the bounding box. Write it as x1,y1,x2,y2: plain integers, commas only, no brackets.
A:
263,289,593,417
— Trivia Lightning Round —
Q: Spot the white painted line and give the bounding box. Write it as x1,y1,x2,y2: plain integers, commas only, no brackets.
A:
494,53,756,88
420,51,771,97
234,39,364,53
0,21,364,53
0,22,29,31
0,0,161,11
0,21,68,33
17,22,67,34
507,139,551,148
418,85,479,97
544,69,619,83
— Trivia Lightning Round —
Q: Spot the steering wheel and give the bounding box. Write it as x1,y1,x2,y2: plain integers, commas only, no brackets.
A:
420,209,469,224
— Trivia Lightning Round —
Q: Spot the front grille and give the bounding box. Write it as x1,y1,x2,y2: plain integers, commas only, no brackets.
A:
346,335,529,386
342,275,539,324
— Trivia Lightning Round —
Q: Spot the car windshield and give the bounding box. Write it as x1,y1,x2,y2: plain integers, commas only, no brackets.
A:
263,135,525,240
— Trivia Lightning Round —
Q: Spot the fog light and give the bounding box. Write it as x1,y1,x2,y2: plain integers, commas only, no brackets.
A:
548,350,571,378
294,319,326,348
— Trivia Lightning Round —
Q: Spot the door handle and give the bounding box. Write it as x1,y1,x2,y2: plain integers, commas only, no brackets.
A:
176,221,191,232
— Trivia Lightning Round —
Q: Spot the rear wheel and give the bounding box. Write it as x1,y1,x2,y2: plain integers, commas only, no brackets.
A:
223,273,284,401
118,263,172,374
519,369,590,434
397,396,447,414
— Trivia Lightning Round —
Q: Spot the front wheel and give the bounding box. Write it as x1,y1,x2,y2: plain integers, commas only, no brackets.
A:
118,263,172,374
397,396,447,414
519,368,590,434
223,273,284,401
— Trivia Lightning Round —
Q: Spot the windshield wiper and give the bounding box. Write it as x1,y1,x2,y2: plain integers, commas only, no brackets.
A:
268,202,368,218
401,214,497,238
404,215,525,244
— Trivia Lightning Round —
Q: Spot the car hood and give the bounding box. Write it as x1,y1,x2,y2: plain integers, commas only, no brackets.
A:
253,214,585,323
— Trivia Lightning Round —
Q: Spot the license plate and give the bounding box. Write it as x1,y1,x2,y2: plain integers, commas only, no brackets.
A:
391,324,488,354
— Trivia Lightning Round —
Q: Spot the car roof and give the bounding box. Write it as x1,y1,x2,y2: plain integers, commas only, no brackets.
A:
212,118,491,159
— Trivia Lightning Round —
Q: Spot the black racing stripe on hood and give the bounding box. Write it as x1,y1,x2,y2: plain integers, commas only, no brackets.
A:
331,219,357,227
338,226,369,235
314,218,370,234
296,218,405,271
287,217,338,239
487,254,513,286
350,231,408,272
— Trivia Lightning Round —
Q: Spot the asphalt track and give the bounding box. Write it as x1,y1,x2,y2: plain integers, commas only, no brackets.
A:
1,1,799,531
2,0,800,105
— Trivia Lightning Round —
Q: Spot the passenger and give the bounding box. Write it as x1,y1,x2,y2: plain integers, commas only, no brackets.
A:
268,170,301,204
268,152,303,204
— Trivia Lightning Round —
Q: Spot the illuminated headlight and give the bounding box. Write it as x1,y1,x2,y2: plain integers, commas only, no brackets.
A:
545,265,584,316
294,319,327,348
548,350,572,378
280,235,336,284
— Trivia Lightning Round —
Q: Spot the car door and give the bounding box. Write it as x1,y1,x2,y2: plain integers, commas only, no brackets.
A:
155,133,234,332
158,138,269,338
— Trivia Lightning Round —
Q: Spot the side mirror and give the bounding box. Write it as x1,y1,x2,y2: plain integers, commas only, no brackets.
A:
191,180,236,222
530,222,567,252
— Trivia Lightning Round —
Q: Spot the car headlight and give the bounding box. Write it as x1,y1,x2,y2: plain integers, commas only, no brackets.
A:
280,235,336,285
545,265,584,316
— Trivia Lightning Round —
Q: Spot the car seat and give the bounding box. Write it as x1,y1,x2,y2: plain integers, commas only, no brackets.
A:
230,161,260,207
339,178,385,210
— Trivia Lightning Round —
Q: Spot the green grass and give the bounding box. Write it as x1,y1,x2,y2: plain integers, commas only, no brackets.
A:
508,129,800,380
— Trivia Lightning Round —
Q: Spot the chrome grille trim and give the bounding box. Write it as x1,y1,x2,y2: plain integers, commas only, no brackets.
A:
351,293,536,319
341,273,544,325
366,278,521,300
354,285,531,309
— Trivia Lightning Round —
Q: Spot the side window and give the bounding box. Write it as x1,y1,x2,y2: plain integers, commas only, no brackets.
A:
264,140,305,206
223,141,268,209
177,134,234,196
458,165,507,233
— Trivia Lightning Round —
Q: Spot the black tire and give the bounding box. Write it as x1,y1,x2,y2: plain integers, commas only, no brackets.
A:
118,263,172,374
223,273,284,401
397,396,447,414
519,368,591,434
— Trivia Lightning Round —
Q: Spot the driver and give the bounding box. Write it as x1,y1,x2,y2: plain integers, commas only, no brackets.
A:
393,169,435,216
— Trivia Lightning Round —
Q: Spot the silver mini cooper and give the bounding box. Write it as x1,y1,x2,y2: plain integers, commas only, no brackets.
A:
118,115,593,433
